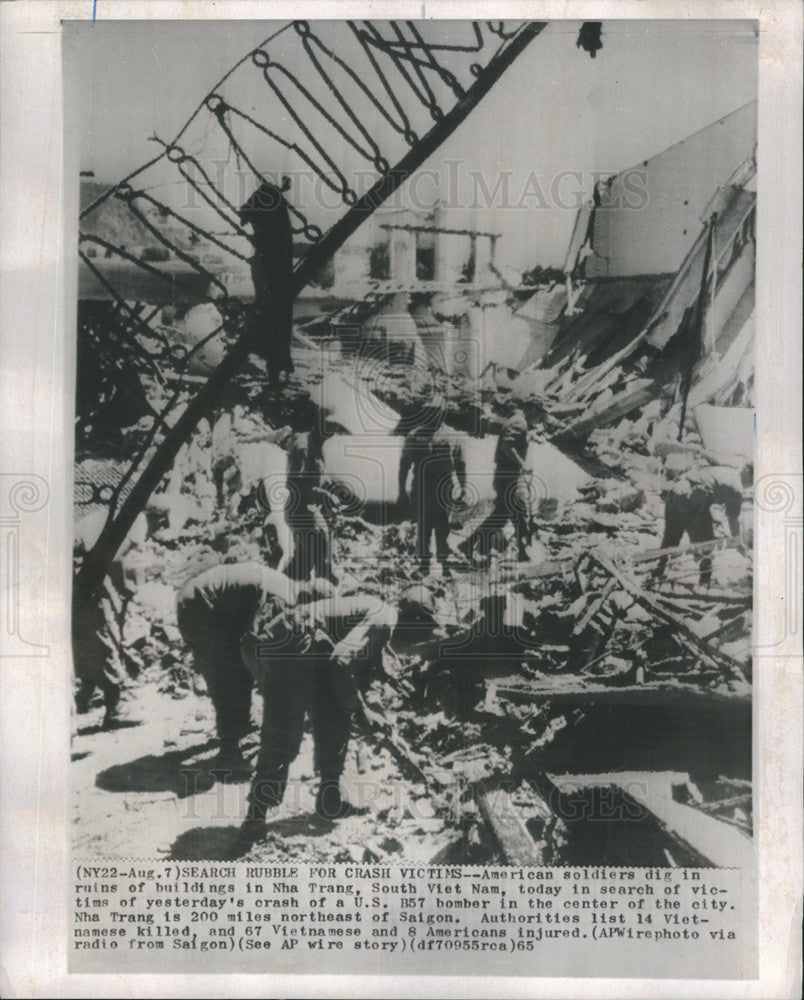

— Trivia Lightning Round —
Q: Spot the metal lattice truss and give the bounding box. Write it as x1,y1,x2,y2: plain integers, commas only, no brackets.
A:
76,20,546,593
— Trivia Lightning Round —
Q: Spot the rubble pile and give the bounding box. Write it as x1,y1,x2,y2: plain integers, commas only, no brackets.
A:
74,316,752,863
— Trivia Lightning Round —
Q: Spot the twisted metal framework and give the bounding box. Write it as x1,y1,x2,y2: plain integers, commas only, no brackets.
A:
75,20,546,594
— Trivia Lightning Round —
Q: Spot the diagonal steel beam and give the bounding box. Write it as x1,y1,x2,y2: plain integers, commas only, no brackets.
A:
75,21,547,597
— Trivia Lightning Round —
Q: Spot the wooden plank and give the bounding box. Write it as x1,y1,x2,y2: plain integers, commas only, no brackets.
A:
616,778,752,869
494,682,750,709
699,613,747,642
589,551,747,678
699,793,751,814
628,537,739,564
678,212,718,440
476,781,545,866
572,578,617,636
470,558,569,593
655,587,751,606
546,771,752,868
566,381,656,436
528,770,710,868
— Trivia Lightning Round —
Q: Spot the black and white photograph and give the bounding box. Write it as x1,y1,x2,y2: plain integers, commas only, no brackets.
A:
66,17,759,870
1,1,802,990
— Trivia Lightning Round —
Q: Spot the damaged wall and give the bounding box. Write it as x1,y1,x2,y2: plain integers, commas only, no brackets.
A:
582,102,756,278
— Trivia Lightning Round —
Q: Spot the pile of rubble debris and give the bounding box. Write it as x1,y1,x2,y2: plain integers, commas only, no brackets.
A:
73,328,753,865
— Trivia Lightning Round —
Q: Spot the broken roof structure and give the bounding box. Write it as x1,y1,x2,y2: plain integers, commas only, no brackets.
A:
565,102,757,280
529,102,757,454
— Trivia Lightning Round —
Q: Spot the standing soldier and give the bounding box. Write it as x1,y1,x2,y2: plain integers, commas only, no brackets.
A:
465,409,533,562
284,420,337,584
176,561,332,777
238,177,295,384
72,509,147,728
398,414,466,577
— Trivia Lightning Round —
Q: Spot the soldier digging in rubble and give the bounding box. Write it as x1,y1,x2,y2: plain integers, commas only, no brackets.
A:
398,406,466,577
463,408,533,562
654,451,753,586
237,585,443,839
238,176,294,385
176,562,333,778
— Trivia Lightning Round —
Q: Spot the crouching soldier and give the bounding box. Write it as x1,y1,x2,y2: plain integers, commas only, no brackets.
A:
176,562,332,777
655,453,753,585
238,586,442,838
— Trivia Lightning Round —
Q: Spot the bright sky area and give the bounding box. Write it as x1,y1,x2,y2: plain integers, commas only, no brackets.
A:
67,19,758,270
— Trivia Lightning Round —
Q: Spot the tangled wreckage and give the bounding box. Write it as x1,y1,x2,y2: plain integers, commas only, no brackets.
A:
72,22,755,867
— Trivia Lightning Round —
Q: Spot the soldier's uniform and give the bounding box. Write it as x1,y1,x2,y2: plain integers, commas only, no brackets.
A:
72,510,146,726
657,464,745,585
243,593,396,822
72,589,130,724
399,425,466,576
238,180,295,382
466,411,532,561
176,562,302,765
284,426,336,584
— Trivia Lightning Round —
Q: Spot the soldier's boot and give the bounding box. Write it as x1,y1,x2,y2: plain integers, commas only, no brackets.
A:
315,779,353,821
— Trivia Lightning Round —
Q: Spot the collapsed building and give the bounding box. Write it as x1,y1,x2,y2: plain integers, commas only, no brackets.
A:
545,101,756,444
71,23,756,866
